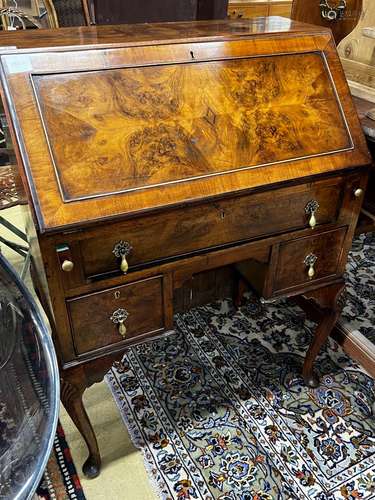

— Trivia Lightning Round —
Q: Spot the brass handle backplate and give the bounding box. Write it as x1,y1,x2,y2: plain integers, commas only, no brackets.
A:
110,308,129,338
305,200,320,229
113,241,132,274
304,253,318,280
320,0,346,20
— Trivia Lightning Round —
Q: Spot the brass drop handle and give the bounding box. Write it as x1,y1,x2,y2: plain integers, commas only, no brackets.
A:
354,188,364,198
304,253,317,280
113,241,133,274
61,259,74,272
305,200,320,229
110,308,129,338
320,0,346,21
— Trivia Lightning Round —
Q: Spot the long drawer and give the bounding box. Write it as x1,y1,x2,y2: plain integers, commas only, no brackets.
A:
79,176,345,280
67,276,166,356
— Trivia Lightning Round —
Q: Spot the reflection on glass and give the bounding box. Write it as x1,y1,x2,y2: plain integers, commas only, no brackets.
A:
0,255,59,500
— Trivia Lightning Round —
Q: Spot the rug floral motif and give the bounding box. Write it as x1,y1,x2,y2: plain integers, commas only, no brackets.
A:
108,291,375,499
342,232,375,345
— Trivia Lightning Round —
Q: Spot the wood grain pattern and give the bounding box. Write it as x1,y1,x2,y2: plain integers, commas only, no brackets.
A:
291,0,363,44
1,20,370,478
33,53,351,201
0,18,323,50
79,175,344,278
274,226,347,292
0,23,369,233
228,1,292,20
68,276,165,354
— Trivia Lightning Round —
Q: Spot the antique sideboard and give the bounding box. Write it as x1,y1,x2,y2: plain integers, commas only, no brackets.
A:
228,0,292,20
0,18,371,478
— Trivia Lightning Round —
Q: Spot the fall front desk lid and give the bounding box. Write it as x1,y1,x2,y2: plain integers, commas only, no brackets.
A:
0,24,369,232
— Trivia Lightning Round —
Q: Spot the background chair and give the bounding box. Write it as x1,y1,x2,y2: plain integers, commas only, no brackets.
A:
0,163,30,279
45,0,91,27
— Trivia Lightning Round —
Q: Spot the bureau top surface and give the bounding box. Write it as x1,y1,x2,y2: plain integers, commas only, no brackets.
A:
0,19,370,233
0,17,330,49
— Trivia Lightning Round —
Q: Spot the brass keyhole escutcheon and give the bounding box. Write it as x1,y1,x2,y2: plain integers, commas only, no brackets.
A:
110,308,129,338
305,200,319,229
113,241,132,275
304,253,318,280
354,188,363,198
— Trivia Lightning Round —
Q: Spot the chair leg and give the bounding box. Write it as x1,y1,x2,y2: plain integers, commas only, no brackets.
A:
0,216,28,242
0,235,28,257
20,252,31,280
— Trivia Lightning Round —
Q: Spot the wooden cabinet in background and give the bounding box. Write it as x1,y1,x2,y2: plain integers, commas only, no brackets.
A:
228,0,292,19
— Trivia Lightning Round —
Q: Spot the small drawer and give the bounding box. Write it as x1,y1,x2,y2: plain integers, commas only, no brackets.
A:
228,4,268,18
269,2,292,17
273,227,347,293
78,176,345,280
67,276,166,355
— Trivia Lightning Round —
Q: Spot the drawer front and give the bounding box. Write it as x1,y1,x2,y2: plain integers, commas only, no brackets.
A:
269,2,292,17
80,177,345,279
67,276,165,355
273,227,347,292
228,4,268,18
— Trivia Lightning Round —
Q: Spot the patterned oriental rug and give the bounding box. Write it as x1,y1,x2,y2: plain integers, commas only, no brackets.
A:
107,234,375,500
36,422,86,500
342,232,375,345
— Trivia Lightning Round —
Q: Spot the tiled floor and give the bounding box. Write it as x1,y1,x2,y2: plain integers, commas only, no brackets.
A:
2,206,156,500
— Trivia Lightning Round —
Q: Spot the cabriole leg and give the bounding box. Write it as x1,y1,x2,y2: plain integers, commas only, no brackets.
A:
61,372,101,479
302,282,346,387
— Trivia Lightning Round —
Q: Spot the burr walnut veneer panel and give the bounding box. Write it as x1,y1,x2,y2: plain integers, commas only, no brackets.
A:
0,19,369,233
32,53,350,200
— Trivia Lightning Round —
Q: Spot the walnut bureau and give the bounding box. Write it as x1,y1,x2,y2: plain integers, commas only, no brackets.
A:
0,18,371,478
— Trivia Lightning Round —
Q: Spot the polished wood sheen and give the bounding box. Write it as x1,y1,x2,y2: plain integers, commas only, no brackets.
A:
228,1,292,20
273,227,347,292
0,19,370,478
33,53,351,201
0,19,369,232
68,276,166,354
79,176,345,279
291,0,363,44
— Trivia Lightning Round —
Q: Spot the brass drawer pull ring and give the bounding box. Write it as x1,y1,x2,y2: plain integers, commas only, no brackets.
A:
304,253,318,280
113,241,132,274
305,200,320,229
110,308,129,337
61,259,74,272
